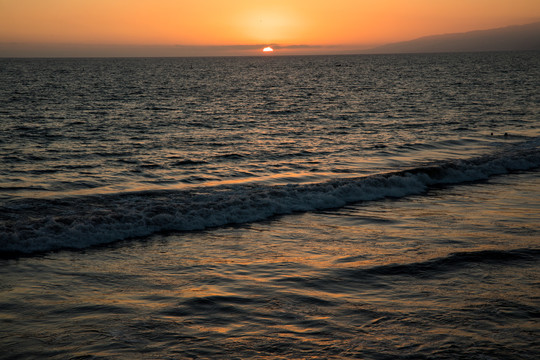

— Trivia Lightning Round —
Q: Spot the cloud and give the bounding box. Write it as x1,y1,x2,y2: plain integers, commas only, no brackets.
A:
0,42,362,58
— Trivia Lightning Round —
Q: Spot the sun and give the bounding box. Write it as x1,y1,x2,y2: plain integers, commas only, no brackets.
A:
262,46,274,53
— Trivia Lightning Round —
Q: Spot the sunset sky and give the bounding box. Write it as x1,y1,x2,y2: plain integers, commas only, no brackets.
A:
1,0,539,56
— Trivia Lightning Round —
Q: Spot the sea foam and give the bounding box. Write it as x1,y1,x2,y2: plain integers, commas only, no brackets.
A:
1,139,539,255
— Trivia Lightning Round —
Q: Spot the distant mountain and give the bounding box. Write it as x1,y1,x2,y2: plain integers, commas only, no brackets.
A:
366,21,540,54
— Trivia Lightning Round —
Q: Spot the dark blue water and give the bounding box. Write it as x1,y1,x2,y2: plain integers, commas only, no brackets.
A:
0,52,539,359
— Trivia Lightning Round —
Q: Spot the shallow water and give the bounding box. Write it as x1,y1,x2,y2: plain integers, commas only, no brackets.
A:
1,171,539,359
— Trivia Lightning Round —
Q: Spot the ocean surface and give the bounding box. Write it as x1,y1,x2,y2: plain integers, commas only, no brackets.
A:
0,52,539,359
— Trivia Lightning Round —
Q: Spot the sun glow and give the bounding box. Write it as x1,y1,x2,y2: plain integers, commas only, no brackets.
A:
1,0,540,57
262,46,274,52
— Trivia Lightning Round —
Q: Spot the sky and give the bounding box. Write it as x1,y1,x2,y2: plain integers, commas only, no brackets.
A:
1,0,539,57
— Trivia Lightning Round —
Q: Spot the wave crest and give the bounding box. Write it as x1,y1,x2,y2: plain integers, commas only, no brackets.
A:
1,139,539,254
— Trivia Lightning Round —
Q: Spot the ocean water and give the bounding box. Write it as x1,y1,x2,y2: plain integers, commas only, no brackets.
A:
0,52,539,359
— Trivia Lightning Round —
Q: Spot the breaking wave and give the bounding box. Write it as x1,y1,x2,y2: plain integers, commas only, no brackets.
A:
1,138,539,255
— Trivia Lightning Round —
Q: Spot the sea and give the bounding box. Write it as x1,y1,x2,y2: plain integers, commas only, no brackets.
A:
0,52,539,359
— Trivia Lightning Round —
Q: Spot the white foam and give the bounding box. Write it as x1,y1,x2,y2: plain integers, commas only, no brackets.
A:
1,141,539,254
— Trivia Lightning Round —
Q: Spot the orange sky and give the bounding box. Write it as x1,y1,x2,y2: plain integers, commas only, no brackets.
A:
1,0,539,56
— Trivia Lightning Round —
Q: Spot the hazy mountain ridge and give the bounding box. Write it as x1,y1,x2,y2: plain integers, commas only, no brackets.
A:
1,22,540,57
367,21,540,54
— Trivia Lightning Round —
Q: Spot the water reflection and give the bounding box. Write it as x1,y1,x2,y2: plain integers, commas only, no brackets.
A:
1,172,539,358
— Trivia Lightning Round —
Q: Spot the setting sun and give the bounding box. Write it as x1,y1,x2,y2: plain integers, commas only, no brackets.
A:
0,0,539,56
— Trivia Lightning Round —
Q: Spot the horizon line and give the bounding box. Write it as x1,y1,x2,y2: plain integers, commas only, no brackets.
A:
1,20,539,58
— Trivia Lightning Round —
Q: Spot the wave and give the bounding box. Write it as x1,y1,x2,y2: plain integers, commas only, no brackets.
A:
1,138,539,255
275,248,540,291
349,248,540,278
